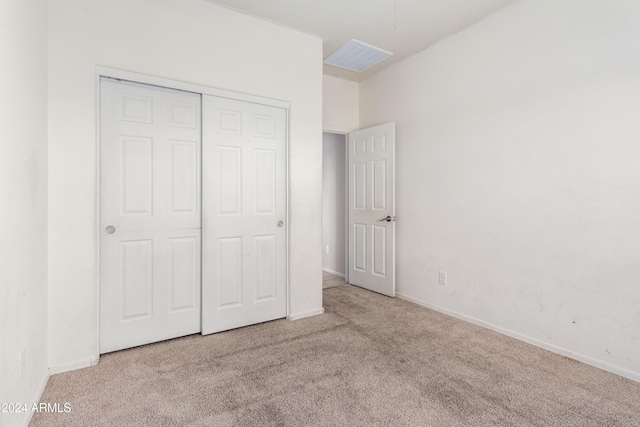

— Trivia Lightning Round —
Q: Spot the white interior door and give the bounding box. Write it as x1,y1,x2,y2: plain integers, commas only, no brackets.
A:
348,123,396,297
100,78,202,353
201,96,287,334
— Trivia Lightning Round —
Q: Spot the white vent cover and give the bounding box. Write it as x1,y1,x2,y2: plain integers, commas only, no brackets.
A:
324,39,393,72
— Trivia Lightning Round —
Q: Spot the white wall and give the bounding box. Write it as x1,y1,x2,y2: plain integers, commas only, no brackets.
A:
0,0,49,425
360,0,640,381
48,0,323,371
323,75,359,133
322,133,347,276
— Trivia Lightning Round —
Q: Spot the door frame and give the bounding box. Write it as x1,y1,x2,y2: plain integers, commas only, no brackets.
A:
95,66,291,357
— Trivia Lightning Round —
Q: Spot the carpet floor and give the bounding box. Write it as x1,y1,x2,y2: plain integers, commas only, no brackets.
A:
31,284,640,426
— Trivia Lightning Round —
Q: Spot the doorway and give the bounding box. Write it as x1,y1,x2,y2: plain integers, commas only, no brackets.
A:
322,132,347,285
323,124,397,297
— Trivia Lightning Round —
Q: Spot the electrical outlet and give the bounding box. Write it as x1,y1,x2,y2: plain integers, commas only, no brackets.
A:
325,245,330,254
438,271,447,285
20,351,26,378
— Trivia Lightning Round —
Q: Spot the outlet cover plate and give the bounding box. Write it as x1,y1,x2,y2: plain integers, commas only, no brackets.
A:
438,271,447,285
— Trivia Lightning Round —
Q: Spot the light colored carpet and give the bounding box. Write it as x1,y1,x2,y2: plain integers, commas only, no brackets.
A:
31,283,640,426
322,271,347,289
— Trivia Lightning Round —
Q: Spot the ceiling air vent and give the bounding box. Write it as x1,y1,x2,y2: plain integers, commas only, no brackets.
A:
324,39,393,72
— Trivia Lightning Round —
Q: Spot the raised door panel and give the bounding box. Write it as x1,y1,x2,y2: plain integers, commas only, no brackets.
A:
170,141,198,214
372,133,386,152
254,150,276,215
372,225,387,277
218,147,242,216
168,236,199,313
372,160,386,211
168,101,198,129
120,94,152,123
254,114,276,139
354,136,367,155
218,109,242,135
254,235,276,302
120,239,154,320
217,237,243,308
354,223,367,273
354,162,367,210
121,136,154,216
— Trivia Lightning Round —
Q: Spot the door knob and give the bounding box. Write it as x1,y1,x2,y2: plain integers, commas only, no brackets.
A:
105,225,116,234
378,216,396,222
277,220,284,228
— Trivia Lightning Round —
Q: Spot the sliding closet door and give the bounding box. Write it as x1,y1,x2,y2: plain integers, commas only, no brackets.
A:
100,78,202,353
201,96,287,334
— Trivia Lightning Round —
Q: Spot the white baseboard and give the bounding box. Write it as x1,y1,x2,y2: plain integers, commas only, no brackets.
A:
288,308,325,321
322,268,345,278
396,292,640,384
20,369,51,427
48,355,99,376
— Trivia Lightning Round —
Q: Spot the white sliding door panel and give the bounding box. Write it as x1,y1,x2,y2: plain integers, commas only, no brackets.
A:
100,78,201,353
202,96,287,334
348,123,396,297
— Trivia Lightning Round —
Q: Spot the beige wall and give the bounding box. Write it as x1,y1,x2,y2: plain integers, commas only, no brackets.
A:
0,0,49,425
323,75,359,133
47,0,323,372
360,0,640,380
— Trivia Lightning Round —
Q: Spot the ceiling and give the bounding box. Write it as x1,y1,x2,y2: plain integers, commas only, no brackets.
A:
206,0,518,82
